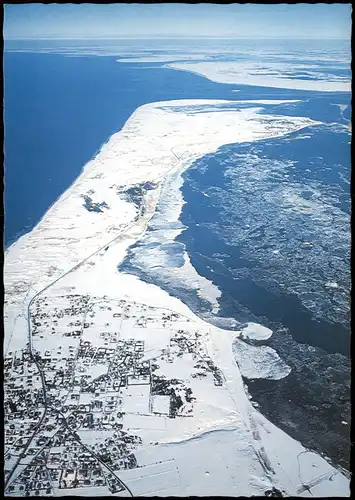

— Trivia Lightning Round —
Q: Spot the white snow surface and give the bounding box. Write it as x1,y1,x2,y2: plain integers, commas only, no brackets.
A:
4,99,349,496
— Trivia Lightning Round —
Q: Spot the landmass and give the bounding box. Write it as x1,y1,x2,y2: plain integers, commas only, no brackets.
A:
4,100,349,496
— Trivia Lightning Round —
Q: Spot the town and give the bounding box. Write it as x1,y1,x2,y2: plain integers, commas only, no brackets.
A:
4,294,224,496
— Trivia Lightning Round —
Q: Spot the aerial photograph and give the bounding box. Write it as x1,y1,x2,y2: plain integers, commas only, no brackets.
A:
3,3,351,497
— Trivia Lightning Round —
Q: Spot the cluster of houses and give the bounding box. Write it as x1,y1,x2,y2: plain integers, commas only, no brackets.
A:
5,295,217,495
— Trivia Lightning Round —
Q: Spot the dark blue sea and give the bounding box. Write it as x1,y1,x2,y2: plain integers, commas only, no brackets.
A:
4,42,351,469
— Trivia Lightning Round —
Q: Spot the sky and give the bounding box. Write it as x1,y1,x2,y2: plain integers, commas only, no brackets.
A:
4,3,352,40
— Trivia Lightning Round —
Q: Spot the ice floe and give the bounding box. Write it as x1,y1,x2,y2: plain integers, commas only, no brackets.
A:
233,338,291,380
240,322,273,340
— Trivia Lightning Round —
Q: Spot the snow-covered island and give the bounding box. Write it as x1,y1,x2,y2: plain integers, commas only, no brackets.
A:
4,100,350,497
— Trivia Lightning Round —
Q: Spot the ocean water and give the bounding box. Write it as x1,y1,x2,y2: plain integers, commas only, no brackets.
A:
4,40,351,470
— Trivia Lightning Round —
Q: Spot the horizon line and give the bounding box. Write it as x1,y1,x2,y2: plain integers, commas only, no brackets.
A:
4,35,350,41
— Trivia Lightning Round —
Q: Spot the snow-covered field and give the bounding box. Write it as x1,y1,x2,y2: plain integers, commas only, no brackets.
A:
4,99,350,496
